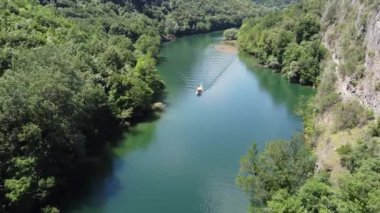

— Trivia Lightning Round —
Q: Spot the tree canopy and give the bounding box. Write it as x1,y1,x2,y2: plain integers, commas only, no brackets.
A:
0,0,164,211
238,0,326,86
239,135,380,212
237,136,316,210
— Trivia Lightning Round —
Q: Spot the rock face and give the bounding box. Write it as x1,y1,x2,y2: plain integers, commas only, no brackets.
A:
363,8,380,115
322,0,380,115
313,0,380,176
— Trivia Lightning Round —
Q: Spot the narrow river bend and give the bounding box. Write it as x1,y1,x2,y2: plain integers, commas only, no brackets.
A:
68,32,314,213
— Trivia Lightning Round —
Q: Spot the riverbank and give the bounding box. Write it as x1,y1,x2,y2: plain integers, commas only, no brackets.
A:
215,41,238,54
65,31,313,213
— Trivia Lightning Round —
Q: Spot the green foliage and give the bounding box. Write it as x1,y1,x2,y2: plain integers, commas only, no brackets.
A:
315,62,341,112
223,28,239,40
0,0,277,211
4,177,32,204
338,140,380,173
0,46,105,211
331,2,367,81
237,136,316,210
0,0,166,211
333,100,373,131
163,0,257,35
262,138,380,212
370,120,380,137
295,14,320,43
321,0,338,28
267,189,305,212
296,97,316,141
282,40,326,85
336,139,380,212
134,35,161,56
296,177,337,212
238,0,326,86
133,0,259,36
41,206,60,213
268,176,338,212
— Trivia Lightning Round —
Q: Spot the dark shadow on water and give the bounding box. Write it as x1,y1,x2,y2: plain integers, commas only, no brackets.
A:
157,56,167,65
129,110,162,127
55,110,159,212
238,52,315,113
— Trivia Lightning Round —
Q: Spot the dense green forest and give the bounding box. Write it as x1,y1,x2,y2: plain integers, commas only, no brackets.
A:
139,0,259,36
0,0,166,212
42,0,259,36
238,0,325,86
0,0,273,212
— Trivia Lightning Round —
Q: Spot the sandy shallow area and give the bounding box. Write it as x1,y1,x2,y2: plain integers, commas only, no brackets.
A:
214,41,238,54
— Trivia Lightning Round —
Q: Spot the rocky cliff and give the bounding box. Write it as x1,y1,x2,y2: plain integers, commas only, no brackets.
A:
313,0,380,178
322,0,380,115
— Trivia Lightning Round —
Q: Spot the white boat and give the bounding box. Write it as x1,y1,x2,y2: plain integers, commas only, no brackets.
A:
195,84,203,96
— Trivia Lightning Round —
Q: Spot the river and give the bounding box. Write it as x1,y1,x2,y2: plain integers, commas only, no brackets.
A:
67,32,314,213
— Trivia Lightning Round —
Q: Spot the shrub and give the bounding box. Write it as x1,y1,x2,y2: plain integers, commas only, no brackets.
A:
315,65,341,112
237,136,316,210
333,100,373,130
223,28,239,40
370,120,380,137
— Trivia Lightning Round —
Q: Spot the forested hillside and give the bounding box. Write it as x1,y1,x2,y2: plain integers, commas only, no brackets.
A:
238,0,325,86
41,0,259,36
0,0,272,212
0,0,166,212
139,0,259,36
5,0,378,212
237,0,380,212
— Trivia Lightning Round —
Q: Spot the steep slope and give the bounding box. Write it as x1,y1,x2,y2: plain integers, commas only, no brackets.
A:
237,0,380,212
321,0,380,115
314,0,380,176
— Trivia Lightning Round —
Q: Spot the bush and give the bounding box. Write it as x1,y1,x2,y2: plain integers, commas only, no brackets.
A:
370,120,380,137
223,28,239,40
333,100,373,130
237,136,316,210
315,62,341,112
268,177,338,212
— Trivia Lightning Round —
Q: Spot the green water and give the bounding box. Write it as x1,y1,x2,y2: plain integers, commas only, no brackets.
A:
68,32,314,213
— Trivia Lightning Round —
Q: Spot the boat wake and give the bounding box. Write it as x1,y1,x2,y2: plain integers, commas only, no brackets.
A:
178,49,237,93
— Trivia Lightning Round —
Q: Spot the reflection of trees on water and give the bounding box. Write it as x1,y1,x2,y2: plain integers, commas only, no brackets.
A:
60,119,158,211
114,120,158,156
238,53,315,112
158,32,222,98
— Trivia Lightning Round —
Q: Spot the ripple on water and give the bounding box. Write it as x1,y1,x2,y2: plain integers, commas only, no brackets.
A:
179,45,237,93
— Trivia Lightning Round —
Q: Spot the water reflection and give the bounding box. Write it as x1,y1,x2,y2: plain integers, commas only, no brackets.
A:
67,32,313,213
238,52,315,112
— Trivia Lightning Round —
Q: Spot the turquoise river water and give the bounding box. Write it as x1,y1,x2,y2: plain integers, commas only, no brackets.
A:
67,32,314,213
